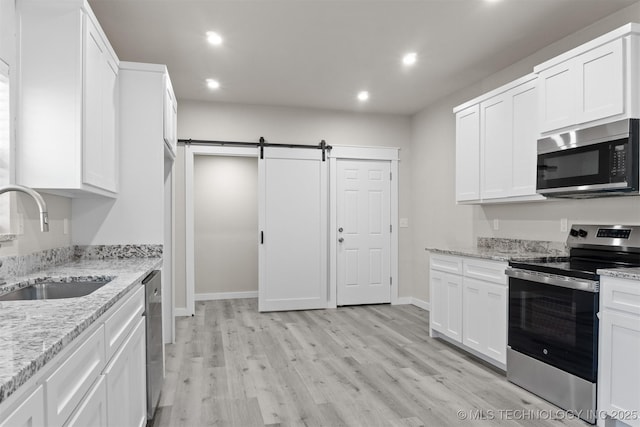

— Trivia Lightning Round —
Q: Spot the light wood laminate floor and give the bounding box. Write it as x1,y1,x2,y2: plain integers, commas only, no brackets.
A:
152,299,587,427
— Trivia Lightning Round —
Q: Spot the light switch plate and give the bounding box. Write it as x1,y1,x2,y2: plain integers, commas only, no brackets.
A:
17,213,24,235
64,218,69,235
399,218,409,228
493,219,499,230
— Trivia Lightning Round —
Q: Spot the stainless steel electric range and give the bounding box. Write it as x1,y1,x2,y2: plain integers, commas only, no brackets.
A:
505,224,640,424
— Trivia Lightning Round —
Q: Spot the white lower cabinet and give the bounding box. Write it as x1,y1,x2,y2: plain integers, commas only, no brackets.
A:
105,317,146,427
430,269,463,343
0,284,147,427
430,254,507,369
0,385,44,427
463,277,507,365
598,276,640,427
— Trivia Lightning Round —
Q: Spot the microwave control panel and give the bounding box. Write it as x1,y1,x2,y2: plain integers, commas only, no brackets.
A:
610,143,627,178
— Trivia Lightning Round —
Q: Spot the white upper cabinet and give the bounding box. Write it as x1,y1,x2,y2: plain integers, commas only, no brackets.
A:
535,24,640,135
455,104,480,202
454,74,541,204
163,74,177,159
17,0,119,197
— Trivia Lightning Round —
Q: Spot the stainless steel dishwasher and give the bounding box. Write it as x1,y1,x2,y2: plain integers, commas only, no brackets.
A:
143,270,163,421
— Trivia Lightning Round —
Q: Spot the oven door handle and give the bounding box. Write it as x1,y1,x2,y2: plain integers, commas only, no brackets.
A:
505,267,599,293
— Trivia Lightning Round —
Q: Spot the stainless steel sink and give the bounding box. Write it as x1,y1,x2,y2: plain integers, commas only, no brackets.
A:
0,280,111,301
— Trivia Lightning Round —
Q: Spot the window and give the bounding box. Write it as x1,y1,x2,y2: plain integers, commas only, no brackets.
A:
0,60,10,233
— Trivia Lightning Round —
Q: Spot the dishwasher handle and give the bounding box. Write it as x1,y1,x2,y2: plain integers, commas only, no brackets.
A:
143,270,160,284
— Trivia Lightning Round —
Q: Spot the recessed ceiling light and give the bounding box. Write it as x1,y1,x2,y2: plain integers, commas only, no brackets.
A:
357,91,369,101
206,79,220,90
206,31,223,46
402,52,417,66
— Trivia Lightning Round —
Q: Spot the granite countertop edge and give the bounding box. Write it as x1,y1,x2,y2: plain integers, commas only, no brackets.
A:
597,267,640,280
0,257,162,405
426,247,569,263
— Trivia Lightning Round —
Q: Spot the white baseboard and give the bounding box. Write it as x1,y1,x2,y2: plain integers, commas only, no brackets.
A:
195,291,258,301
395,296,412,305
174,307,190,317
411,298,430,311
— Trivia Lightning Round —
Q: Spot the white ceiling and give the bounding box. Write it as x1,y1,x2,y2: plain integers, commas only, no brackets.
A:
89,0,637,115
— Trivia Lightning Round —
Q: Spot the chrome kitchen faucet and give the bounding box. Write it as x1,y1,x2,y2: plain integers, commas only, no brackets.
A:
0,185,50,285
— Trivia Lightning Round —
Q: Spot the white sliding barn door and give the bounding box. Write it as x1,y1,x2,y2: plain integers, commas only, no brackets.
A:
258,147,328,312
337,160,391,306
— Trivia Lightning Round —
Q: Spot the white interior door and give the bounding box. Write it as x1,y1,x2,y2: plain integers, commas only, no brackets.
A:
258,147,328,312
337,159,391,305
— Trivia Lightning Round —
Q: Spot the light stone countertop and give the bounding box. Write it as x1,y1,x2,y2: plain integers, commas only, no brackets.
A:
0,257,162,405
426,247,569,263
598,267,640,281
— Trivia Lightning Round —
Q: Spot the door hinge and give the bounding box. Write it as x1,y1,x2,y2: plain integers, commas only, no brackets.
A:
390,224,392,233
260,231,264,244
390,172,392,180
390,277,392,286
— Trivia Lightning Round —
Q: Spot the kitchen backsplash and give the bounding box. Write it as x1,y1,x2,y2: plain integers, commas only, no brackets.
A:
477,237,567,254
74,244,163,260
0,246,74,278
0,245,163,279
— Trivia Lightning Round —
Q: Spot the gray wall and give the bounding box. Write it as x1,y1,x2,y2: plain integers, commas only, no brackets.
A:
411,2,640,302
194,155,258,295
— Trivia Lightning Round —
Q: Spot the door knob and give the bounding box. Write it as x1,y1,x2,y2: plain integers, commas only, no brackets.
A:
338,227,343,233
338,237,344,243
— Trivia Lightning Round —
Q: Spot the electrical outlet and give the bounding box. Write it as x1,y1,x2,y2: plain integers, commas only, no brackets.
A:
560,218,568,232
493,219,499,230
64,218,69,235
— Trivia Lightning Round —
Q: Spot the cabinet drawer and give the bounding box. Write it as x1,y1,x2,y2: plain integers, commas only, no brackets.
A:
430,255,463,274
104,285,144,359
46,326,105,427
601,277,640,315
463,258,507,285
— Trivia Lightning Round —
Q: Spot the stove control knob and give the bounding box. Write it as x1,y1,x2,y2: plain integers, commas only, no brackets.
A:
578,229,588,238
569,228,579,237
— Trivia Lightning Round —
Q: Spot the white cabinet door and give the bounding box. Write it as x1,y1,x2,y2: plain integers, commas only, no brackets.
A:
578,39,624,124
537,61,577,133
481,94,512,199
430,269,463,343
259,148,328,312
510,79,538,197
538,38,626,134
462,277,507,364
455,104,480,202
484,281,507,364
65,376,107,427
599,310,640,427
0,386,44,427
83,16,118,192
462,278,484,352
163,76,177,157
104,318,146,427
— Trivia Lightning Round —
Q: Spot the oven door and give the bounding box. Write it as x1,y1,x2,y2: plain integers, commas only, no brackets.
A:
507,270,599,383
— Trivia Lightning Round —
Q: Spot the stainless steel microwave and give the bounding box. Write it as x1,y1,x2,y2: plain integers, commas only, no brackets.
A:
536,119,639,198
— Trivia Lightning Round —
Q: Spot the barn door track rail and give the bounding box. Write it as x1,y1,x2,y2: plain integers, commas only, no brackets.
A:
178,137,332,161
